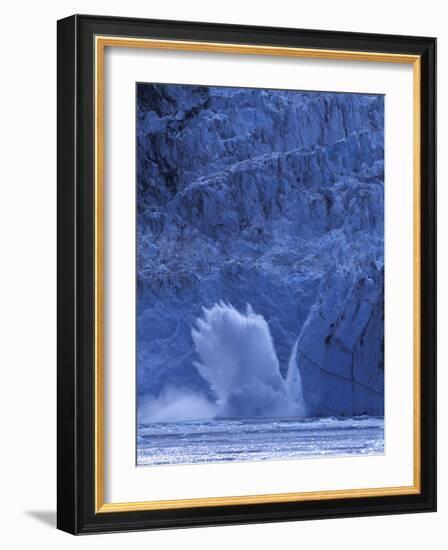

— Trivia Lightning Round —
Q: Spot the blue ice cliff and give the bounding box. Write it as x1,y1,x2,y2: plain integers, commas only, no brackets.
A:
136,84,384,419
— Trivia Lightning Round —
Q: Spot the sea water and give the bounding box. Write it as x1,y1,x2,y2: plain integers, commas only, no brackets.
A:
137,416,384,466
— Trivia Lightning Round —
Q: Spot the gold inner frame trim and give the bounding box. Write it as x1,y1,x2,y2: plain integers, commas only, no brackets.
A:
94,35,421,514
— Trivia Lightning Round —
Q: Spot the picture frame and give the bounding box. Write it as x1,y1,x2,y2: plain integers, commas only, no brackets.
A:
57,14,436,534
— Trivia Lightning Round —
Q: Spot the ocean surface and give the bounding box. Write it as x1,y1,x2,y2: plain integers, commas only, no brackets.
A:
137,416,384,466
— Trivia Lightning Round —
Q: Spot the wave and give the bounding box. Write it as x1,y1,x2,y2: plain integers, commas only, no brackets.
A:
138,387,218,423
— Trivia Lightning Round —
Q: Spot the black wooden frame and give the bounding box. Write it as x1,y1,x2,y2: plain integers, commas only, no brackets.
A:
57,14,436,534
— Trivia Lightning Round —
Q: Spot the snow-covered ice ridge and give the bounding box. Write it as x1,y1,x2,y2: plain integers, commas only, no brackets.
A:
136,84,384,418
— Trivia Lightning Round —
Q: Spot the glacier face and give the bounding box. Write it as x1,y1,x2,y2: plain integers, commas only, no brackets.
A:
136,83,384,418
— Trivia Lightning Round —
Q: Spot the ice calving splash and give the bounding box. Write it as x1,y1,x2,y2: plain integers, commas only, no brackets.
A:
139,302,306,423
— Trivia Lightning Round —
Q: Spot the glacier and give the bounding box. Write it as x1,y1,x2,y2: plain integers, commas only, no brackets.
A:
136,83,384,421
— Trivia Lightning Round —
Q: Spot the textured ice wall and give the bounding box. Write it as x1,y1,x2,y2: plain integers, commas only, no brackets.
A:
136,84,384,417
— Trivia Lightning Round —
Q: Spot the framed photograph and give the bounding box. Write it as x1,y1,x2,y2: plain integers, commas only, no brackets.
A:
57,14,436,534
